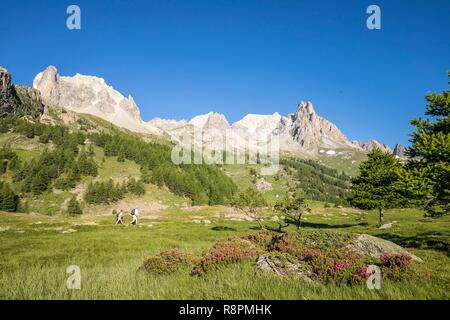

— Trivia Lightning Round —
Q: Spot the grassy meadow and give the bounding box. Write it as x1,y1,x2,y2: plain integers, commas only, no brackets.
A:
1,202,448,300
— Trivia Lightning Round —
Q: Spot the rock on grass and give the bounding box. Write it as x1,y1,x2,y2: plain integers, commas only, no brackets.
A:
346,234,423,262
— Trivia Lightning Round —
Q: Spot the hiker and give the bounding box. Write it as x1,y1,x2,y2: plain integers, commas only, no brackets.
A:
130,208,139,225
116,210,124,224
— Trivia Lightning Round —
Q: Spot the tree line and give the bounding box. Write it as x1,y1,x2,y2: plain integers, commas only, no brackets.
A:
84,178,146,204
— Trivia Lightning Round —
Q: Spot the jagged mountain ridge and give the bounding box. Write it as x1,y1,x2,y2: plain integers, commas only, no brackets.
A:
0,67,44,119
33,66,161,135
22,65,401,156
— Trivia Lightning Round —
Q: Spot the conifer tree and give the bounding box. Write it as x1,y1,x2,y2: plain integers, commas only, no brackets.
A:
67,196,82,215
406,72,450,216
0,183,19,212
349,149,402,225
127,178,145,196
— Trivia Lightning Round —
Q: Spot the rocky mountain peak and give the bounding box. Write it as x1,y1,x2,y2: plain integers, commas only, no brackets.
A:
278,101,353,152
189,112,229,130
40,65,58,81
0,67,12,93
1,67,44,118
296,101,316,116
360,139,392,153
32,66,160,135
393,144,407,158
0,67,20,117
203,112,230,130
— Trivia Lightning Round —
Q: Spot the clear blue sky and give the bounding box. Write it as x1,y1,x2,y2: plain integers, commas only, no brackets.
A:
1,0,449,147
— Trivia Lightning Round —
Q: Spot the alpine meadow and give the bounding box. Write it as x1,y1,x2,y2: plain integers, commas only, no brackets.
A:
0,0,449,303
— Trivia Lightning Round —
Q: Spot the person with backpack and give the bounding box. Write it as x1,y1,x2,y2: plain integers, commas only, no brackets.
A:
116,209,124,225
130,208,139,225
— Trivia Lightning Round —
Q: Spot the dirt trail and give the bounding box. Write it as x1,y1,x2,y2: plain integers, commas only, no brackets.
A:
83,199,168,220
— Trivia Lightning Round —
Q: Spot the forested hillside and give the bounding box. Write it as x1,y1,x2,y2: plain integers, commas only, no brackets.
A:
279,157,352,206
0,114,237,213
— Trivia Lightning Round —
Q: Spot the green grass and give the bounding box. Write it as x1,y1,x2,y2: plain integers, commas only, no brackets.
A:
224,164,288,205
92,146,141,182
0,206,448,300
317,148,367,177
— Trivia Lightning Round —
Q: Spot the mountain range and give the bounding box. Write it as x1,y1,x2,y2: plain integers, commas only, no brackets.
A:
3,65,404,157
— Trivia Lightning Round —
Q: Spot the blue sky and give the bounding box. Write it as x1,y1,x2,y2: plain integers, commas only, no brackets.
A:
1,0,449,147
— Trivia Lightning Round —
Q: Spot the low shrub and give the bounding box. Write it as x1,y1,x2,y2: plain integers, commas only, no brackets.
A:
234,229,277,249
309,250,369,284
274,235,323,261
380,252,413,280
140,249,194,274
290,229,356,251
192,239,261,275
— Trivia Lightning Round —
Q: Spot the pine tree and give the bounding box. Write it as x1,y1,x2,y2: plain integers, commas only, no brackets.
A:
406,72,449,216
30,169,51,195
76,152,98,176
127,178,145,196
393,165,434,208
349,149,403,225
0,183,19,212
67,196,82,215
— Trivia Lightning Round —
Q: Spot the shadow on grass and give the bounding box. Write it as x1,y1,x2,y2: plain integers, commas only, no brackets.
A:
211,226,236,232
299,221,369,229
375,232,450,254
252,220,369,233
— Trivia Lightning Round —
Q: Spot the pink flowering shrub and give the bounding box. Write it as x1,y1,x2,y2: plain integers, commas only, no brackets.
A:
273,236,323,261
140,231,416,284
238,229,277,248
380,252,413,280
313,250,369,284
140,249,194,274
273,235,369,284
380,252,412,267
272,235,416,283
192,239,261,275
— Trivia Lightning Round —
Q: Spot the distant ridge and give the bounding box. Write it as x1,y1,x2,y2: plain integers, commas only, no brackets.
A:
29,65,401,156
